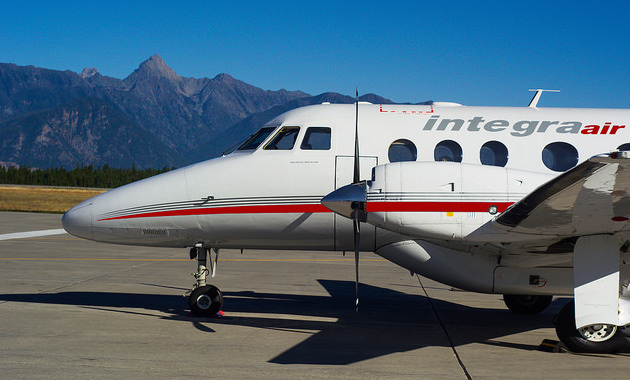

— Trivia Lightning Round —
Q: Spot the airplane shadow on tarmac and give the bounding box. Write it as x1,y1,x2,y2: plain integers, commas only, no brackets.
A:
0,279,568,365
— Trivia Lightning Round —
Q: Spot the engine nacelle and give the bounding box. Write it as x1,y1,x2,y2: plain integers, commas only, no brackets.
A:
376,239,573,295
366,162,553,241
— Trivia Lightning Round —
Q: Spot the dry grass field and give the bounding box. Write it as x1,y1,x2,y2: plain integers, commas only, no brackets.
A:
0,185,108,213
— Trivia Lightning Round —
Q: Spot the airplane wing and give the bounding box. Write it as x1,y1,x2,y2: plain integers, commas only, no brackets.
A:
493,152,630,236
491,152,630,329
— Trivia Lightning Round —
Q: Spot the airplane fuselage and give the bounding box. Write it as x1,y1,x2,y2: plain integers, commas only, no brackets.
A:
62,101,630,354
63,103,630,294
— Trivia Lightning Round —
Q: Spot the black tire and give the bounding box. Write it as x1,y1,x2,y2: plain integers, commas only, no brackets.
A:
619,325,630,352
555,300,624,353
503,294,552,315
189,285,223,316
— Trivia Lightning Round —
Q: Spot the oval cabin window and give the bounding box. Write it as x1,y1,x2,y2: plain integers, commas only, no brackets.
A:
434,140,462,162
480,141,508,167
542,142,578,171
388,139,417,162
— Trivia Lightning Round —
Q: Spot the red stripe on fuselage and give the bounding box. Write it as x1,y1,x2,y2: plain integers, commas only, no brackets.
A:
98,201,514,221
98,204,331,221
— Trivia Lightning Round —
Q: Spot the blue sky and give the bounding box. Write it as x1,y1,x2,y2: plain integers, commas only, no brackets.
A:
1,0,629,108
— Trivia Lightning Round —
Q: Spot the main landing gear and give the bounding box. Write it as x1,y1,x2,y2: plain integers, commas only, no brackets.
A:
503,294,553,315
504,295,630,352
187,247,224,316
555,301,629,354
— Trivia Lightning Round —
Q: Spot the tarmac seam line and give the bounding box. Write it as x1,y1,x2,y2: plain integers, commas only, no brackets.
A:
417,274,473,380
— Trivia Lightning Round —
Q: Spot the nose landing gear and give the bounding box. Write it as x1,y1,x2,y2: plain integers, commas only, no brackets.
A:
189,285,223,316
186,246,224,316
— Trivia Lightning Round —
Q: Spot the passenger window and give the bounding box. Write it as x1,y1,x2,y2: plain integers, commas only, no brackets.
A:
480,141,508,167
388,139,417,162
237,127,276,150
301,127,331,150
434,140,462,162
542,142,578,171
264,127,300,150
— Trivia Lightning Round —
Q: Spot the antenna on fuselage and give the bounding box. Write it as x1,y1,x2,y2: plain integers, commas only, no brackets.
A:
528,89,560,108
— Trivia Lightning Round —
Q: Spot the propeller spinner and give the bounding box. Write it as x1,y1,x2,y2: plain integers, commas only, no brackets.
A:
320,182,367,221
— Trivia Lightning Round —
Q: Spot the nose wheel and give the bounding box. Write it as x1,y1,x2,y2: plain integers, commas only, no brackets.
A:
189,285,223,316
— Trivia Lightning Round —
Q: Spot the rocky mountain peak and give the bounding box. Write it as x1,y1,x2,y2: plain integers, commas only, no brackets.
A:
79,67,99,78
124,54,180,83
213,73,234,82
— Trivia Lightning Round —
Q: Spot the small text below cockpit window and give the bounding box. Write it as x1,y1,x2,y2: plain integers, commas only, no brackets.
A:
237,127,276,151
264,127,300,150
301,127,331,150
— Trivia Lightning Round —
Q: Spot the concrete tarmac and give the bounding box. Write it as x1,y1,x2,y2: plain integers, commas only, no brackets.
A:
0,211,628,379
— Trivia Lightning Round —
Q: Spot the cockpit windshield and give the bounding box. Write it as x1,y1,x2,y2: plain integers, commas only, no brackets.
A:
237,127,276,151
301,127,331,150
264,127,300,150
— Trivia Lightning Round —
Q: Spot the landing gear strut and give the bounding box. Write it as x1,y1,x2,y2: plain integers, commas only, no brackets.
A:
187,247,223,316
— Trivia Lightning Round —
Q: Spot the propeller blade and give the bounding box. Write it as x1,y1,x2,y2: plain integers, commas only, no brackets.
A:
353,88,361,311
354,218,360,311
319,88,365,311
353,88,360,184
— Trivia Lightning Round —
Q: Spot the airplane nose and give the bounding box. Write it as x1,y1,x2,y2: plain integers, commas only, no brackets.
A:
62,201,94,240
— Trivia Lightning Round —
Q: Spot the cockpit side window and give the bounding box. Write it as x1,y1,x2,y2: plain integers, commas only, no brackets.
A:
301,127,331,150
264,127,300,150
237,127,276,151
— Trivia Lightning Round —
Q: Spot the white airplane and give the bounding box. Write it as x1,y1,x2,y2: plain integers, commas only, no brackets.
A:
63,90,630,353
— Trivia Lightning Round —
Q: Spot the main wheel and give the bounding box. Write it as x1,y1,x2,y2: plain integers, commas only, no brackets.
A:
619,325,630,351
555,300,623,353
503,294,552,315
189,285,223,316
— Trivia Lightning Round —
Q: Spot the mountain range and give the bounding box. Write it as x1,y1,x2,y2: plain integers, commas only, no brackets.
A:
0,54,429,169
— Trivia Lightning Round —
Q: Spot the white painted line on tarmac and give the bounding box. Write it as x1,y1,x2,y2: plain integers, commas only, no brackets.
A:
0,229,67,241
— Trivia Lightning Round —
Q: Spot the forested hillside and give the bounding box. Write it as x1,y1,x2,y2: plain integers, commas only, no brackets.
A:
0,165,171,188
